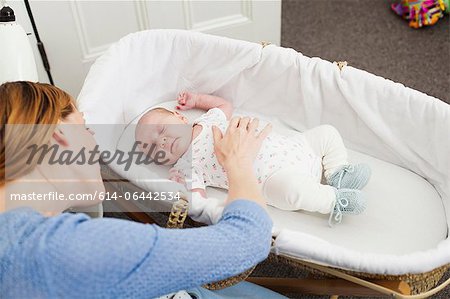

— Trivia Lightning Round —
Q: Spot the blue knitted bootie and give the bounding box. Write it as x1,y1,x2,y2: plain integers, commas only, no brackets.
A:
329,188,366,226
327,164,371,190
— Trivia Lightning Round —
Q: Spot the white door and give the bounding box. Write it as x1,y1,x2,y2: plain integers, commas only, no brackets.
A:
10,0,281,98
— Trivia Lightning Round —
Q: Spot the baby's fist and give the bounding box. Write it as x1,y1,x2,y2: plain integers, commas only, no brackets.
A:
176,91,197,110
169,168,186,184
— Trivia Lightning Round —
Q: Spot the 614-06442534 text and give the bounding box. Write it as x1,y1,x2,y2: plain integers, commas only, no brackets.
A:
98,191,181,201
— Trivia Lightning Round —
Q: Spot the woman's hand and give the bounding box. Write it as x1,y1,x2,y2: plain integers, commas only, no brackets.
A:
212,117,272,207
212,117,271,171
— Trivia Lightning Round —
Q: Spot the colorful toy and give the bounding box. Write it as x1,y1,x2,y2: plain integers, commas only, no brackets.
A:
391,0,449,28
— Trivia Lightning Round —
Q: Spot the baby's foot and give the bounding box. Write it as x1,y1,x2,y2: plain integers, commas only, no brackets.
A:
329,188,366,226
327,163,371,190
176,91,198,110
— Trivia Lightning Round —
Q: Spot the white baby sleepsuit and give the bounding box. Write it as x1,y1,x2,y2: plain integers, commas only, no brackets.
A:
172,108,349,214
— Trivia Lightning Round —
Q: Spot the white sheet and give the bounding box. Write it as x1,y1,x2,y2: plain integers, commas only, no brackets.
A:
77,29,450,275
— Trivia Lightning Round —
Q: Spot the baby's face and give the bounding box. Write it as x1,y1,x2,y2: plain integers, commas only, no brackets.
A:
135,109,192,165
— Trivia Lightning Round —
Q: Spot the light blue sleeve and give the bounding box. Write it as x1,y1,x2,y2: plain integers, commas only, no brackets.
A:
20,200,272,298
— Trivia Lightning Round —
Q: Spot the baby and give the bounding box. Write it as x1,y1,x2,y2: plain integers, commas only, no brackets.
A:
135,92,371,225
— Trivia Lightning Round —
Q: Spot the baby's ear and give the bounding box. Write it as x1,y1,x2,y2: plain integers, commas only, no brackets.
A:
173,111,188,123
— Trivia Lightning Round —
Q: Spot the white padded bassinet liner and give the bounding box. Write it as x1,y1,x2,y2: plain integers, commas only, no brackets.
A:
77,29,450,275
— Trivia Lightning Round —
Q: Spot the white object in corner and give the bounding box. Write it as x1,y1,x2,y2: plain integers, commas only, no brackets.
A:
0,6,38,84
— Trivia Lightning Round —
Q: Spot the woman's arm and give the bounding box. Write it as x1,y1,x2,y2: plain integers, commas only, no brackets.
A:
3,117,273,299
4,200,271,298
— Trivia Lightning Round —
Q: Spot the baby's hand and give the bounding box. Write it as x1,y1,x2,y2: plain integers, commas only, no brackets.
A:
176,91,198,110
169,168,185,184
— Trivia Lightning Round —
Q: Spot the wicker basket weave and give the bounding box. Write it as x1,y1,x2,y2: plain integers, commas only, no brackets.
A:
265,253,449,295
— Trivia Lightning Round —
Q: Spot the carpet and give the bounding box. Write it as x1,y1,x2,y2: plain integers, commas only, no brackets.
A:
281,0,449,104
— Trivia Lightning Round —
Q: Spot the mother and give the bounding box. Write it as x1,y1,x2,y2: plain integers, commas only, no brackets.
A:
0,82,284,298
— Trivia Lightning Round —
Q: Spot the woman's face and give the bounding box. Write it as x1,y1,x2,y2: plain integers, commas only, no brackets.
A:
59,107,97,152
54,107,100,172
45,107,105,207
3,107,105,214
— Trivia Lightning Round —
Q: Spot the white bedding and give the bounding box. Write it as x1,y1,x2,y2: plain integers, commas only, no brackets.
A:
77,29,450,275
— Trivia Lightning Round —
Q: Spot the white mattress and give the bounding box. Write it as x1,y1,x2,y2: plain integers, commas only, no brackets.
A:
269,149,446,255
206,124,447,256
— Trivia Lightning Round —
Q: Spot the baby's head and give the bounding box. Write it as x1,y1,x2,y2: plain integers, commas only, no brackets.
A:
135,107,192,165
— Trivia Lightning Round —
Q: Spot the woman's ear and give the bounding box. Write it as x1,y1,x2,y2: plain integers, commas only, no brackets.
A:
51,128,69,147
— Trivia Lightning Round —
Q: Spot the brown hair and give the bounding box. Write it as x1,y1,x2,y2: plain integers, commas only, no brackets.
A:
151,107,172,114
0,81,74,186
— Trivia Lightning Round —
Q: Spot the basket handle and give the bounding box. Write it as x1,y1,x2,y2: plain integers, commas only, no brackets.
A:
166,197,189,229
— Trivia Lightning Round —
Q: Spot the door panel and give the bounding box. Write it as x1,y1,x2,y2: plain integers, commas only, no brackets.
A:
14,0,281,97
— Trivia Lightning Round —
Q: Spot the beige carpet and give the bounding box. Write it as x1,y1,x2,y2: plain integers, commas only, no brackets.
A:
281,0,449,105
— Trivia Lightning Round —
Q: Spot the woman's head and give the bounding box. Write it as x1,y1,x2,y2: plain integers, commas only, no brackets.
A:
0,81,74,185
